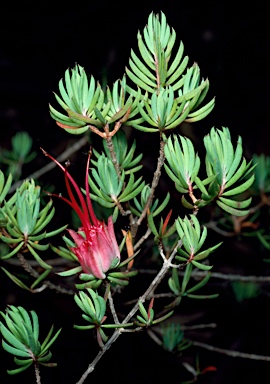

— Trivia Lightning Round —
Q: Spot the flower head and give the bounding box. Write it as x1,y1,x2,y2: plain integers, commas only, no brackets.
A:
42,149,120,279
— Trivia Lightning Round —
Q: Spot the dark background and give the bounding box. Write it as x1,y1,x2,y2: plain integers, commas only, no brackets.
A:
1,1,270,383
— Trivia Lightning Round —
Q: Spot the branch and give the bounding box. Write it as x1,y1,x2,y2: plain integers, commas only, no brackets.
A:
107,288,120,325
132,138,165,235
76,240,181,384
16,253,74,295
8,134,89,194
192,340,270,361
133,227,152,251
137,268,270,283
34,363,41,384
104,124,122,179
148,328,270,362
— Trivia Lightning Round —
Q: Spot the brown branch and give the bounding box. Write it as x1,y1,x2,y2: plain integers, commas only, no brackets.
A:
137,267,270,283
76,240,181,384
104,123,122,179
148,328,270,362
192,340,270,361
107,289,120,325
34,363,41,384
8,134,89,194
133,227,152,251
16,253,74,295
133,138,165,233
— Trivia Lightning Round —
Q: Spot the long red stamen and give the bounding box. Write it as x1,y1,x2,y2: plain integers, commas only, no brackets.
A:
85,150,98,226
42,148,91,225
64,169,91,230
45,191,87,225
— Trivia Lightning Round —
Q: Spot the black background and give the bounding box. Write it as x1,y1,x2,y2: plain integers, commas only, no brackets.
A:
1,1,270,383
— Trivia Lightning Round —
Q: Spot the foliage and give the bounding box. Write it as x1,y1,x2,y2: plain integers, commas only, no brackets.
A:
0,306,61,375
0,10,268,384
0,131,36,181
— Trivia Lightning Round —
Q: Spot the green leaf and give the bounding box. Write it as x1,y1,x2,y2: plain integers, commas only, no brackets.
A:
1,338,29,358
222,174,255,196
138,301,149,322
7,363,32,375
191,260,213,271
57,266,82,277
216,200,250,216
40,327,61,356
186,272,212,294
26,244,52,270
218,196,252,209
1,267,31,291
147,213,159,237
181,262,192,293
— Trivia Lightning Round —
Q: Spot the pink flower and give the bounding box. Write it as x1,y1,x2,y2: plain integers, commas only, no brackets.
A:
42,149,120,279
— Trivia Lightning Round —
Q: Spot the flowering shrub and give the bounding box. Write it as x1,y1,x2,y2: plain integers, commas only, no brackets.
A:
0,11,269,384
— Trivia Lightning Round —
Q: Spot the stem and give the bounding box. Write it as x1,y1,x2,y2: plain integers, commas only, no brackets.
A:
76,240,181,384
8,134,89,194
133,227,152,251
17,252,39,278
192,340,270,361
34,363,41,384
107,289,120,324
136,268,270,283
104,126,122,180
131,138,165,236
148,329,270,362
103,122,134,218
16,253,74,295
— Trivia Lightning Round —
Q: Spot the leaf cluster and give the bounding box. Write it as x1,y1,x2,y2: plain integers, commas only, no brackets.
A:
175,215,222,271
165,128,255,216
0,179,66,269
0,132,36,181
49,12,214,135
0,306,61,375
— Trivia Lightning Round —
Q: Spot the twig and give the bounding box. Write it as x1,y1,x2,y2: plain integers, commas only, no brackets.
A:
205,221,236,237
76,240,181,384
192,340,270,361
8,134,89,194
104,124,122,179
152,323,217,334
17,252,39,279
206,271,270,283
133,227,152,251
4,257,76,267
147,328,163,346
132,138,166,233
148,328,270,362
181,323,217,331
107,289,120,324
137,268,270,283
16,253,74,295
34,363,41,384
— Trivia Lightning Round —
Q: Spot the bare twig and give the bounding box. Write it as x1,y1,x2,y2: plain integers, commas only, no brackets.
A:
16,253,74,295
148,328,270,362
137,268,270,283
192,340,270,361
76,240,181,384
17,252,39,279
107,289,120,324
8,134,89,194
133,227,152,251
132,138,165,234
4,257,75,267
34,363,41,384
104,125,122,179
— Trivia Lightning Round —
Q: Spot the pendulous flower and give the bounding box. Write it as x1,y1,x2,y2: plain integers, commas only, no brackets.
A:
42,149,120,279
